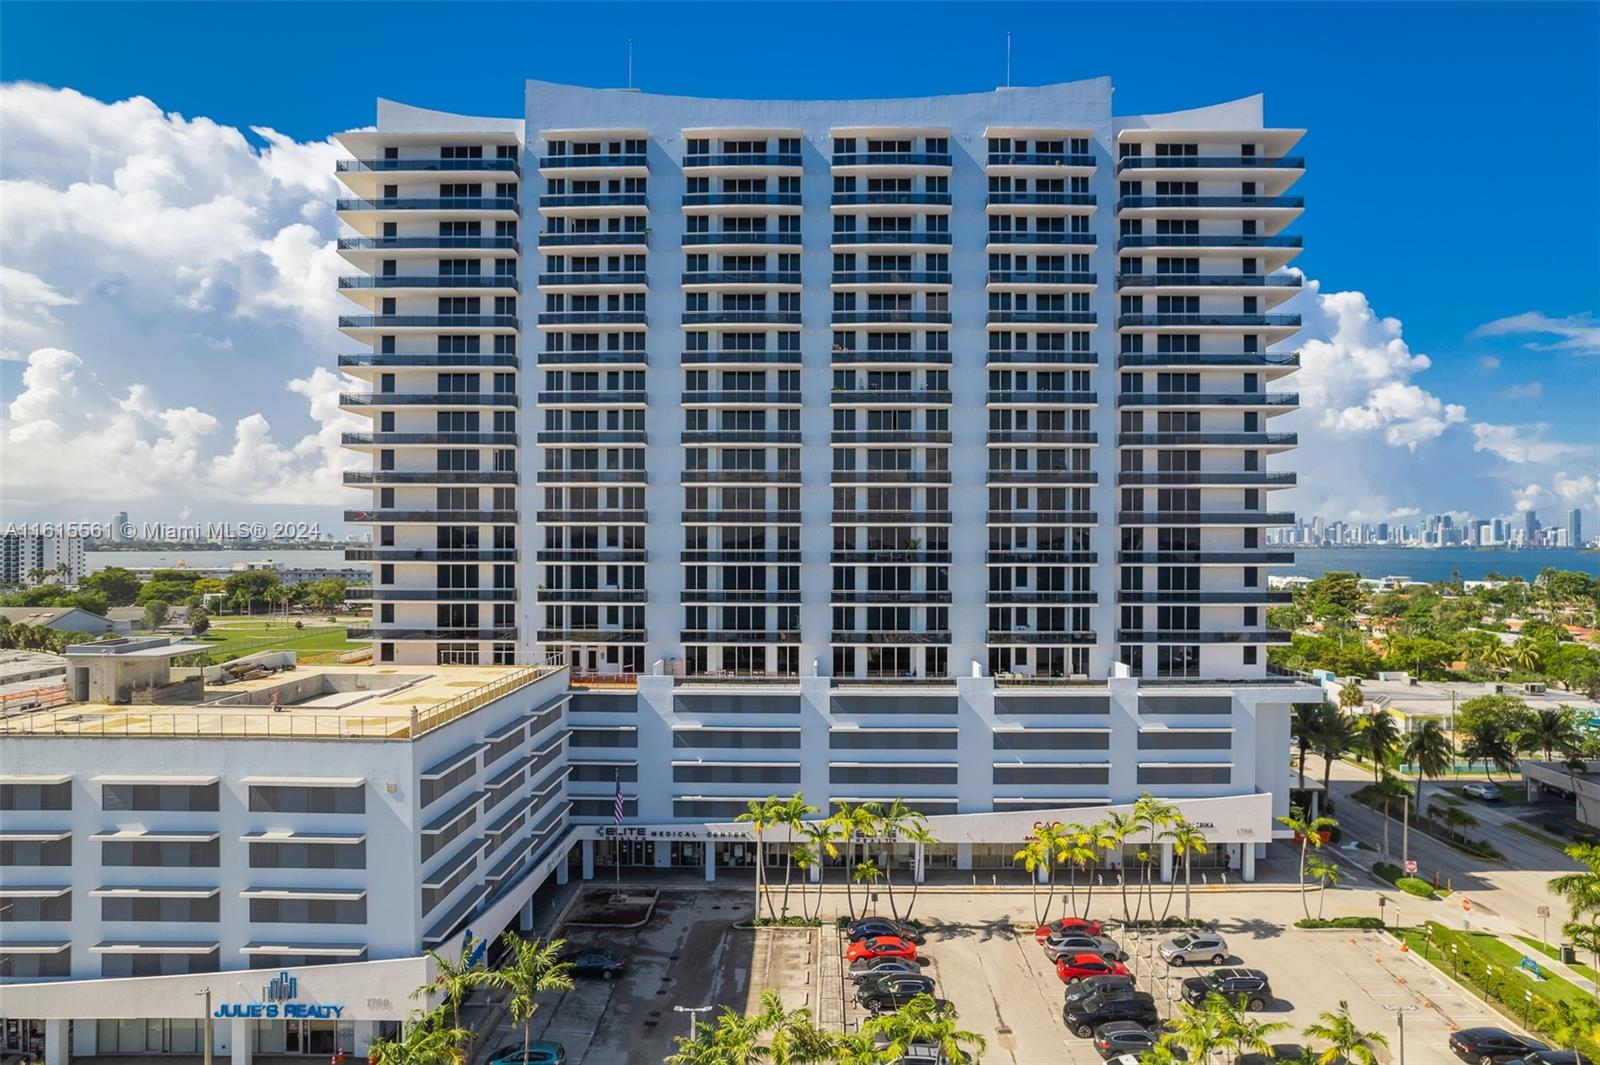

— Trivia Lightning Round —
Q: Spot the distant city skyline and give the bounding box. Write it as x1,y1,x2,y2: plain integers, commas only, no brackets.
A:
1272,505,1593,550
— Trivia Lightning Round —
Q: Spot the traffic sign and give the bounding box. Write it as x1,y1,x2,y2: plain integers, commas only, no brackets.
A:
1405,860,1417,874
1462,897,1472,912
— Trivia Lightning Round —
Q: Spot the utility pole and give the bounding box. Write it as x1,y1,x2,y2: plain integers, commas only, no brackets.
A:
195,987,213,1065
1383,1003,1417,1064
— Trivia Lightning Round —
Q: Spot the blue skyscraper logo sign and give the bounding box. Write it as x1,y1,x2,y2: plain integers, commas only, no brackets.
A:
265,971,298,1003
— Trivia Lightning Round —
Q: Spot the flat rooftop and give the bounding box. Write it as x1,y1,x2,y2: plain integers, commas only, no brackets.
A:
0,662,562,740
1354,676,1600,717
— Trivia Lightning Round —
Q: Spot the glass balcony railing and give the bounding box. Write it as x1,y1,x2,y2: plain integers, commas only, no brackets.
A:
1115,471,1298,487
1115,234,1302,251
831,271,952,285
337,315,518,330
986,152,1095,167
338,354,519,369
339,392,519,407
338,158,520,174
1117,195,1304,210
682,271,801,286
829,192,953,206
337,237,519,252
829,310,952,325
682,153,802,168
538,154,648,169
536,311,647,325
1116,550,1296,565
336,197,518,213
1115,351,1301,369
1116,313,1302,329
1117,511,1296,525
344,470,518,486
683,232,802,246
538,271,648,286
986,231,1097,246
538,193,647,208
986,390,1098,405
986,271,1097,286
1116,155,1305,171
680,311,802,325
832,153,953,167
538,232,648,248
338,276,518,291
1115,273,1303,290
986,191,1096,206
986,310,1097,325
682,192,802,207
342,432,518,446
1116,432,1298,448
830,232,951,245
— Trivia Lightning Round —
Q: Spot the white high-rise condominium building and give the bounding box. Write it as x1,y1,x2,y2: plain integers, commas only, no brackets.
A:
0,534,88,589
335,79,1314,881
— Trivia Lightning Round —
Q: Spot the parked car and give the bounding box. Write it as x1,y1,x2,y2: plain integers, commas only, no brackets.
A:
857,974,939,1014
1449,1028,1549,1064
1236,1047,1308,1065
485,1043,566,1065
1062,990,1159,1038
1463,782,1502,801
846,935,918,963
1092,1021,1158,1059
1520,1054,1594,1065
1057,953,1130,984
1180,967,1273,1010
847,917,920,942
1044,932,1126,961
1159,932,1231,966
1036,916,1105,941
849,955,921,983
559,948,625,980
1064,973,1137,1005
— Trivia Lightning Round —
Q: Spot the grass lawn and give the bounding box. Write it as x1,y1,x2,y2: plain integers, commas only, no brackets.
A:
1505,820,1577,853
1516,936,1600,984
190,621,366,662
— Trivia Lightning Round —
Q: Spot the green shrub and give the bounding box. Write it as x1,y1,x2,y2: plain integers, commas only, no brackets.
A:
1396,876,1437,899
1294,916,1385,929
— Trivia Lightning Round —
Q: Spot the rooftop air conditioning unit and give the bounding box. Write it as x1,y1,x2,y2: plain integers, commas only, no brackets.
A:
1524,682,1547,695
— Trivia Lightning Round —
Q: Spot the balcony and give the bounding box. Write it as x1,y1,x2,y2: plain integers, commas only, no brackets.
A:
829,590,954,604
347,548,518,563
832,153,952,167
831,510,954,525
682,153,802,169
538,232,648,249
682,350,803,366
538,271,647,287
681,550,800,564
536,390,647,405
986,231,1096,248
830,470,953,485
1116,351,1301,370
986,591,1098,605
336,197,519,214
829,232,952,247
534,509,647,523
830,389,953,405
344,470,518,486
1115,471,1297,487
536,549,647,563
1116,155,1304,173
536,628,647,642
338,354,519,370
536,588,647,604
344,431,519,447
985,470,1098,485
986,310,1096,325
365,588,518,602
1117,432,1298,448
538,193,647,209
830,311,951,326
338,158,520,175
830,191,952,206
681,429,801,445
987,271,1097,286
986,551,1097,565
339,276,519,292
338,392,518,407
337,236,518,253
679,510,801,526
1115,235,1302,252
831,630,952,644
683,232,801,247
350,627,517,641
831,550,952,564
682,192,802,208
832,349,954,366
538,351,649,367
1118,194,1304,212
681,469,802,485
682,271,801,286
537,311,647,327
1117,511,1296,525
535,470,648,485
986,191,1097,207
986,390,1097,405
537,154,648,169
985,350,1099,367
682,630,801,644
337,315,518,331
343,509,516,523
681,390,801,406
985,430,1097,445
986,151,1095,167
1117,551,1295,565
681,311,802,326
1117,392,1298,408
681,590,802,604
537,429,647,445
1116,590,1294,605
985,630,1096,645
1118,630,1293,644
987,511,1098,524
831,430,953,445
831,271,952,286
1116,313,1302,330
1115,274,1303,291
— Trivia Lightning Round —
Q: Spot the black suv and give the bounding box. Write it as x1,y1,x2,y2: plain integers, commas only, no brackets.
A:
1062,989,1159,1038
856,973,938,1014
1180,967,1273,1011
1450,1028,1549,1064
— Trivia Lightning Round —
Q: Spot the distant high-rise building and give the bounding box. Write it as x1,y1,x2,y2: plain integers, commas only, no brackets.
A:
1375,521,1389,542
1525,510,1539,540
1491,517,1505,543
1570,508,1582,547
111,511,129,542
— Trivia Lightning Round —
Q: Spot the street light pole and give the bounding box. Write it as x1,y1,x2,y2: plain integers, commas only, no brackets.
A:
672,1004,713,1043
1383,1003,1417,1065
195,987,213,1065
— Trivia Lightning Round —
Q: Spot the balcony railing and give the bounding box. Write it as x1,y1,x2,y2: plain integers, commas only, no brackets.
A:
536,628,647,642
682,271,801,286
986,191,1096,206
681,470,802,484
830,192,952,206
538,232,648,248
682,350,803,366
1117,195,1305,210
538,430,648,445
986,231,1096,246
538,193,647,208
831,550,952,564
534,509,647,523
536,588,647,603
1116,156,1305,171
831,511,954,525
830,232,952,246
338,315,518,330
538,154,647,169
683,233,801,246
681,590,802,604
338,354,519,369
986,551,1097,565
344,470,518,486
832,350,954,365
538,272,648,286
987,510,1098,524
986,271,1097,286
832,153,953,167
339,392,518,407
365,588,518,602
1118,630,1293,644
830,311,952,325
680,430,802,445
336,197,518,213
830,389,953,404
682,192,802,207
682,153,802,168
1117,313,1302,329
537,311,647,326
539,351,649,366
1117,432,1297,448
986,630,1096,644
349,627,517,641
344,432,520,447
830,470,953,485
681,550,800,564
986,310,1097,325
829,590,954,604
337,236,518,252
347,548,518,562
1116,590,1294,605
1115,472,1297,487
1117,551,1296,565
536,549,647,563
832,430,953,445
338,158,520,174
831,271,953,285
986,390,1098,405
681,630,801,643
1115,274,1303,290
681,390,801,405
681,311,802,326
535,470,648,484
987,152,1095,167
339,276,519,291
986,591,1098,605
985,430,1097,445
1117,392,1298,407
1115,235,1302,251
831,630,952,644
681,510,801,524
1117,511,1296,525
1116,351,1301,369
985,470,1098,485
536,390,648,404
985,350,1099,367
344,509,516,523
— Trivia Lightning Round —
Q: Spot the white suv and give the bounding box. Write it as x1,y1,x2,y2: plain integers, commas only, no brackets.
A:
1159,932,1230,966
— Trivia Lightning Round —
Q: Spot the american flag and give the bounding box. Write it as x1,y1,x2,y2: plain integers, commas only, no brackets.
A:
613,774,624,825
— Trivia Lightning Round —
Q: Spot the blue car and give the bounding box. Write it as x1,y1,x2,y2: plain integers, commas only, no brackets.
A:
485,1042,566,1065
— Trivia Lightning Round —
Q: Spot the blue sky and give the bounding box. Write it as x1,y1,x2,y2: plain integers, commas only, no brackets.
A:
1,1,1596,530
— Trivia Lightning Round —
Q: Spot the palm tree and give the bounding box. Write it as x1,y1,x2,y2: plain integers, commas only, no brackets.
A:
1056,824,1096,922
1512,638,1544,674
876,798,926,922
1102,810,1137,925
1163,818,1211,922
1082,818,1119,923
753,989,833,1065
479,933,574,1065
1434,803,1477,843
1337,679,1364,714
798,819,840,922
1306,855,1345,919
1356,710,1401,781
853,858,883,915
1132,793,1179,922
899,820,938,922
1370,773,1412,862
1301,701,1354,805
790,843,818,924
1013,836,1052,925
831,1030,887,1065
1549,842,1600,920
1291,703,1317,789
1212,993,1289,1060
1276,806,1337,920
1520,706,1583,761
1162,999,1226,1063
1563,918,1600,978
413,934,487,1037
1483,639,1514,677
865,994,986,1064
1302,1000,1389,1065
772,793,819,920
1403,720,1453,818
369,1009,474,1065
736,797,779,921
827,801,881,922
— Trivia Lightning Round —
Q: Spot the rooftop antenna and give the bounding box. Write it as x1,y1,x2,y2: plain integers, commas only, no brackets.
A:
1006,31,1012,88
627,38,634,89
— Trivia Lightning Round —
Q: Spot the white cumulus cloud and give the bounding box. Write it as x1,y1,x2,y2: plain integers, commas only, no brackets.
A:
1473,311,1600,356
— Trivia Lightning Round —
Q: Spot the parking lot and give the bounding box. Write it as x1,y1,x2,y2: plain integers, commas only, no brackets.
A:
498,886,1523,1064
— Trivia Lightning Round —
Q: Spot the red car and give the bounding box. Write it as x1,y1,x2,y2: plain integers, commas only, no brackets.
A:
1035,917,1104,943
845,935,918,963
1056,952,1128,984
